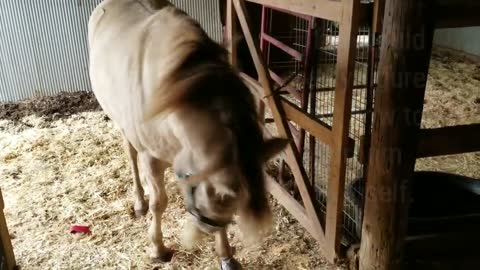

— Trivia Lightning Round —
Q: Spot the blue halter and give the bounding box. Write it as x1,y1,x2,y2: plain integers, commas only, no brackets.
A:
175,172,230,229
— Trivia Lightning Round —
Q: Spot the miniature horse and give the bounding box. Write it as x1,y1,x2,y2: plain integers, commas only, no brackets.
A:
88,0,287,268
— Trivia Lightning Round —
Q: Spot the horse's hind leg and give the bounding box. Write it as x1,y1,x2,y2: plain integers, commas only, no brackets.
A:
216,229,242,270
122,136,148,217
141,154,174,262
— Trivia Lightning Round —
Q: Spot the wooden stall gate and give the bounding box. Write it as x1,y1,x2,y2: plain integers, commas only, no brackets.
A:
225,0,374,262
0,189,15,270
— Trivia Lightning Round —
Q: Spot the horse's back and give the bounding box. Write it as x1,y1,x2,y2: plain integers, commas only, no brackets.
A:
87,0,206,153
89,0,152,44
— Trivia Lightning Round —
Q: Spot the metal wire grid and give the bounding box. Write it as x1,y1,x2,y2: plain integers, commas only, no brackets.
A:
292,16,309,92
346,5,377,243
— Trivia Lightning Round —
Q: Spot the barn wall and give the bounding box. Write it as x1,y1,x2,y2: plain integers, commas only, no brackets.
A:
0,0,222,103
434,27,480,58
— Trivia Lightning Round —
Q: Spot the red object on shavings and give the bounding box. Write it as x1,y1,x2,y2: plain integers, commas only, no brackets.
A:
70,225,91,234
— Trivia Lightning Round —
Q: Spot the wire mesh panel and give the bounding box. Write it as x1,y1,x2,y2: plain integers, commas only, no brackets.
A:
343,26,372,243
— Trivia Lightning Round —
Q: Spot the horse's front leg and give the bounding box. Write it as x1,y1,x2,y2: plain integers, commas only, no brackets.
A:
215,229,242,270
141,154,174,262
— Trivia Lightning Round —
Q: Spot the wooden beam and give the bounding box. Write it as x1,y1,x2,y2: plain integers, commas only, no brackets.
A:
240,72,263,99
252,0,372,26
262,33,303,61
358,0,435,269
281,97,333,145
433,0,480,28
288,122,301,149
0,189,16,270
324,0,361,261
268,70,300,99
370,0,480,30
233,0,325,242
372,0,386,33
357,135,367,165
266,176,325,243
281,97,356,158
261,4,311,20
242,72,356,158
435,8,480,28
226,0,238,67
417,124,480,158
245,0,342,22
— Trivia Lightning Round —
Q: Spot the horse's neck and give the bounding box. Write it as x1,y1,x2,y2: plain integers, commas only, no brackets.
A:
174,107,231,163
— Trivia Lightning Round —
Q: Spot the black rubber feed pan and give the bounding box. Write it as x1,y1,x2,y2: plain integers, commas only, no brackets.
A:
347,171,480,237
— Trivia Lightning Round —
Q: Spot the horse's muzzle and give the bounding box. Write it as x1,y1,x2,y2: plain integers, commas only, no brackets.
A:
176,171,231,233
187,207,231,234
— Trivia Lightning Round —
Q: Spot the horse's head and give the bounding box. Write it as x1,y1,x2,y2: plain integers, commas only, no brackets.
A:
143,36,288,242
172,132,287,237
162,74,287,240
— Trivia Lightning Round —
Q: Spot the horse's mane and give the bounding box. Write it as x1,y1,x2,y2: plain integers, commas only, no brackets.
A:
144,17,270,223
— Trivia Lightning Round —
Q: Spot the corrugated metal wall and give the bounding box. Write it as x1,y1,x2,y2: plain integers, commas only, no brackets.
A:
0,0,223,103
0,0,101,102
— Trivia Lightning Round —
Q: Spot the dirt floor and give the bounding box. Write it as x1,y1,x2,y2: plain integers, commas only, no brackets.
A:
0,48,478,270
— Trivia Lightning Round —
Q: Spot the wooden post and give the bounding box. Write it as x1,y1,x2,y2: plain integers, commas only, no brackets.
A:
226,0,238,67
358,0,434,269
0,189,16,270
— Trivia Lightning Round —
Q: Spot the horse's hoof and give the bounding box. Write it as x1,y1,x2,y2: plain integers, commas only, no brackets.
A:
133,201,148,217
151,248,175,263
220,257,242,270
134,207,148,218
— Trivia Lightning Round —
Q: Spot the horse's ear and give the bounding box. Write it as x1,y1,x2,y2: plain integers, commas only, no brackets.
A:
260,137,289,162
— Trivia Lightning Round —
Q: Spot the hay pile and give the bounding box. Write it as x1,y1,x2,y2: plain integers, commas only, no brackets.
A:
0,93,340,269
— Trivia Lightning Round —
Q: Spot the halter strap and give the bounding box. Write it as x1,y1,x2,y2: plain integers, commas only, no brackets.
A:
176,172,230,229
